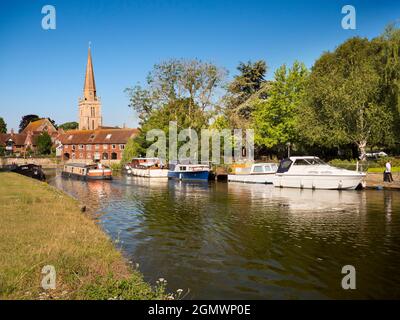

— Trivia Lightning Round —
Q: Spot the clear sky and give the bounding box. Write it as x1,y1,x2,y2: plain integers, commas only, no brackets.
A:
0,0,399,131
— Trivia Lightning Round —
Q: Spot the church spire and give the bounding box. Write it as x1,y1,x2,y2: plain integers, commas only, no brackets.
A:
83,44,96,100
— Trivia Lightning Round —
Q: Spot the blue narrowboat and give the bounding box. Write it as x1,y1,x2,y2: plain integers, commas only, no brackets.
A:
168,163,211,181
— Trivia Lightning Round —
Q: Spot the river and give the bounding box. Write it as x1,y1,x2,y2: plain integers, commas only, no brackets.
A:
47,171,400,299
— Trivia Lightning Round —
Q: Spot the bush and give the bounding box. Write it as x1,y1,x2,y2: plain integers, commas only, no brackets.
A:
377,157,400,168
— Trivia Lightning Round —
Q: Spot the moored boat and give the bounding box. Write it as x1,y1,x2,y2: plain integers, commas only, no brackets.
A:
228,163,278,184
11,164,46,181
274,156,365,190
168,163,211,181
62,163,112,180
125,157,168,178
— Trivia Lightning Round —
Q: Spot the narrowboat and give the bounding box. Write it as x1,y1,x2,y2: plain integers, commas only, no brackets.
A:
62,163,112,180
11,164,46,181
274,156,365,190
125,157,168,178
168,163,211,181
228,163,278,184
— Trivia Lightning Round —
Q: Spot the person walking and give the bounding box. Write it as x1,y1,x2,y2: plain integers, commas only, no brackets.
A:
385,160,394,183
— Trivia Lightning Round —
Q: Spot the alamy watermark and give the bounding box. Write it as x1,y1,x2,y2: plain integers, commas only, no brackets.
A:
341,5,356,30
41,265,56,290
145,122,254,164
41,5,56,30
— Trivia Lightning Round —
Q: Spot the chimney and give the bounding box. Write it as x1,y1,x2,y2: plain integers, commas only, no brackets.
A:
10,128,14,135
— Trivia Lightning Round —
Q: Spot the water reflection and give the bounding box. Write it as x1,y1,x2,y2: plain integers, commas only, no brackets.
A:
49,172,400,299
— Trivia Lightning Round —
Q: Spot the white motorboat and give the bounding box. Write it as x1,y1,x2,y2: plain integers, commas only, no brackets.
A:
274,156,365,190
228,163,278,184
125,157,168,178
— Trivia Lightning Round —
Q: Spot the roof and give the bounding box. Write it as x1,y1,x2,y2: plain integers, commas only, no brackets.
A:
59,128,139,145
22,118,56,134
289,156,320,160
0,133,27,146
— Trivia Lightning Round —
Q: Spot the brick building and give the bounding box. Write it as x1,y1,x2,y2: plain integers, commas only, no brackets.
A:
0,119,60,156
59,128,138,161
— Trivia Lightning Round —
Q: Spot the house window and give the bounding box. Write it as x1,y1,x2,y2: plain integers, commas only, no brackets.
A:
87,153,91,159
112,144,116,149
72,153,76,159
79,153,83,159
79,144,84,150
106,134,112,140
72,145,76,151
111,152,118,160
119,144,125,150
95,144,100,150
86,145,92,151
102,152,109,160
103,144,108,150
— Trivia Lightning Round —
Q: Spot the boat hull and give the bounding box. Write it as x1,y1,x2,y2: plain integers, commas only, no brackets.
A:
228,174,274,184
273,174,365,190
61,171,112,180
168,170,210,181
127,168,168,178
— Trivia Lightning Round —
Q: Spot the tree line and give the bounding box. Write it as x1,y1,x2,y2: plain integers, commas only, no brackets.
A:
124,24,400,163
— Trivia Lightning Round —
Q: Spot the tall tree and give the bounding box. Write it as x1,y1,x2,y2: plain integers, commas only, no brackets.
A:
0,117,6,134
300,37,394,160
19,114,39,133
253,61,309,151
125,59,226,124
223,60,268,128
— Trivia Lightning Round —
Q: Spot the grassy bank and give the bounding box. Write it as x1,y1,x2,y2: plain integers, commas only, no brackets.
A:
367,167,400,173
0,172,166,300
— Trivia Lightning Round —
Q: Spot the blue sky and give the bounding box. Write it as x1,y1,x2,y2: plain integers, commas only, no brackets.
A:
0,0,399,131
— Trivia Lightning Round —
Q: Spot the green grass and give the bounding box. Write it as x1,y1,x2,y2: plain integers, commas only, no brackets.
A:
367,167,400,173
0,172,167,300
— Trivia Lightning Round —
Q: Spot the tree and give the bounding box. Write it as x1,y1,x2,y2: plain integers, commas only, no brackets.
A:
0,117,6,133
125,59,227,124
19,114,39,133
223,60,268,128
300,37,394,160
36,132,52,155
59,122,79,131
253,61,309,151
373,23,400,146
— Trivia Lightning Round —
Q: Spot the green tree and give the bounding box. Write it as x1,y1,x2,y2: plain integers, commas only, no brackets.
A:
19,114,39,133
300,37,394,160
223,60,268,128
0,117,6,133
125,59,226,124
59,121,79,130
36,132,52,155
253,61,309,151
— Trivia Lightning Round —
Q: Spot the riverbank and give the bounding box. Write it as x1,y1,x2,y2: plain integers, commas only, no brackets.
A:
366,172,400,190
0,172,167,300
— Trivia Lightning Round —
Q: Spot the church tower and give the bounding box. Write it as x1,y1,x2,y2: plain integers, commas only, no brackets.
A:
78,45,102,130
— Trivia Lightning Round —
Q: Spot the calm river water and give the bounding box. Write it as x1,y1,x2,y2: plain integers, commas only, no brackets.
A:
48,172,400,299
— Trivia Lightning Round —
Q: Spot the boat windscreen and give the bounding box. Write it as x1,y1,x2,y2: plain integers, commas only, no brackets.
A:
277,159,293,173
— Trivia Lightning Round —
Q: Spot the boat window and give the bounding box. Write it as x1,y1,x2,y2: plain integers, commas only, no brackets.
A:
181,166,186,171
253,165,264,173
277,159,293,173
264,165,274,172
293,159,312,165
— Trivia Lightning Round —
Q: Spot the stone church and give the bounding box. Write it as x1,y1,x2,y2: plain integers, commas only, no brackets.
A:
58,46,138,162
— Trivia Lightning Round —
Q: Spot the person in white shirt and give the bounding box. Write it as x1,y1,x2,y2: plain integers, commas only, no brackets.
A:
385,160,393,183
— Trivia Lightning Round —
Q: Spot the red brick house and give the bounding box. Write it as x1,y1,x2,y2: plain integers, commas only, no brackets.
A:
58,128,138,161
0,119,60,156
